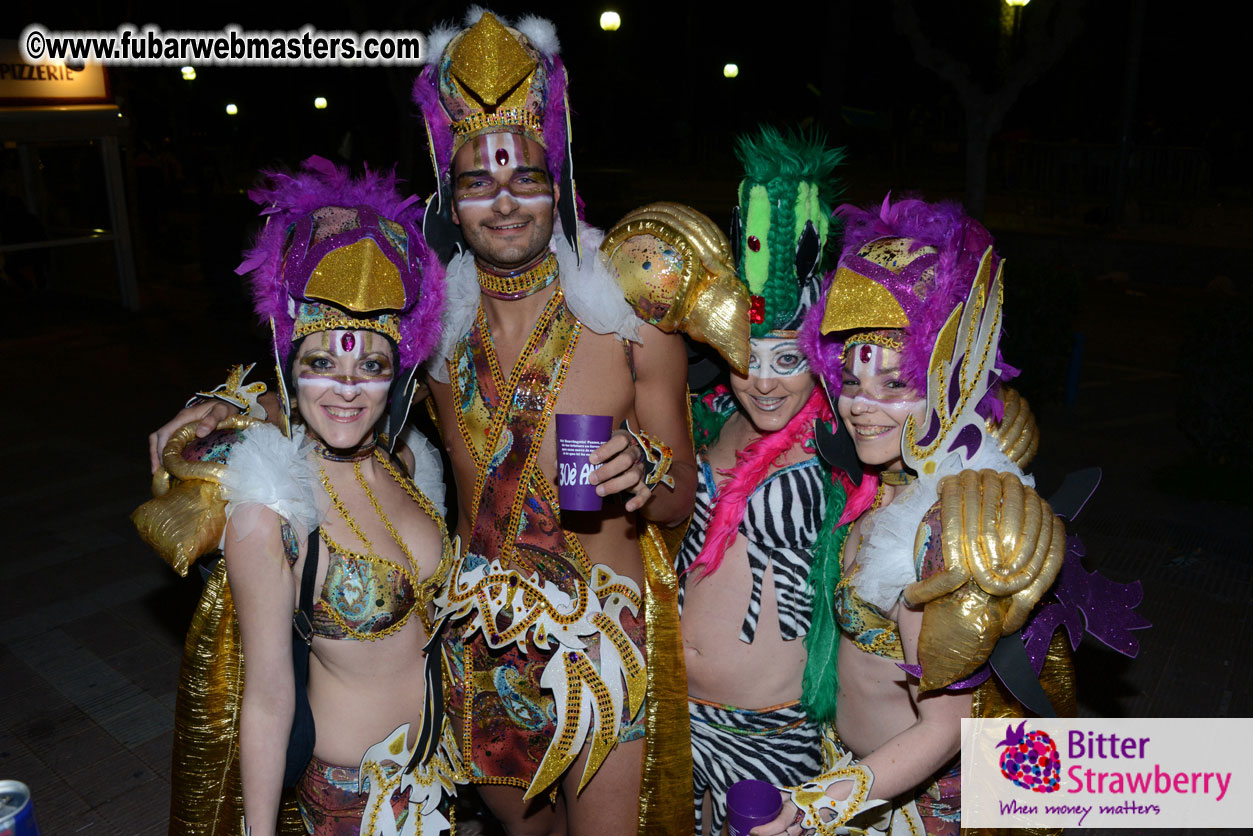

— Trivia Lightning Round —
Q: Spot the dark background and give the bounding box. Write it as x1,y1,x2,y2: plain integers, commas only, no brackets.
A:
0,3,1248,834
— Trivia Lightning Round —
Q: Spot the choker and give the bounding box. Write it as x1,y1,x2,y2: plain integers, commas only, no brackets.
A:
477,251,559,299
879,469,916,486
309,432,378,463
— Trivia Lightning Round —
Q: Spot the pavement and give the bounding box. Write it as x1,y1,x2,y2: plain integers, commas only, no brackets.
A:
1,236,1248,835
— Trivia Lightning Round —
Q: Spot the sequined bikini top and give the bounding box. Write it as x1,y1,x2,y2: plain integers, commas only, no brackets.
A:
833,561,904,661
311,533,420,640
301,450,450,642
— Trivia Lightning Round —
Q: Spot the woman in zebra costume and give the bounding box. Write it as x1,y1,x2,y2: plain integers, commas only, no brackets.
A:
674,128,854,835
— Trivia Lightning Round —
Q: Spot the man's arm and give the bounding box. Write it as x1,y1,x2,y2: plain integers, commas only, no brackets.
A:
148,391,280,472
589,324,696,526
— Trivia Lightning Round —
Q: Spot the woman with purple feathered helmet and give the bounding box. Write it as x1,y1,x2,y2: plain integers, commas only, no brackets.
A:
139,158,460,836
751,196,1082,835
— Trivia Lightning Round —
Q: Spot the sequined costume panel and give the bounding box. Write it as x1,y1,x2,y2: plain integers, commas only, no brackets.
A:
675,455,827,643
296,754,408,836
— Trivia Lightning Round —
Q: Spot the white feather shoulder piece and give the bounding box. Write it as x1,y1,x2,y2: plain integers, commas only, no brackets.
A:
219,423,320,541
399,426,447,519
428,225,640,382
853,445,1032,612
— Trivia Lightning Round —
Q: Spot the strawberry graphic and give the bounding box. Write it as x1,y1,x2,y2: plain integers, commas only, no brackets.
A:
996,721,1061,793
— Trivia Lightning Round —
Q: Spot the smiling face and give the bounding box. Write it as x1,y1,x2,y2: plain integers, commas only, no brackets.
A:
836,342,926,470
293,330,394,450
730,337,817,433
450,132,558,271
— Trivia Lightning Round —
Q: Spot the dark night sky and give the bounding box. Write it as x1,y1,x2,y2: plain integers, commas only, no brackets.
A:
2,0,1246,224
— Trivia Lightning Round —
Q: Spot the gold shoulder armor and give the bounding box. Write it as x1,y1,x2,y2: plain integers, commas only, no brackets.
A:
986,387,1039,468
904,469,1064,691
601,202,749,374
131,415,259,577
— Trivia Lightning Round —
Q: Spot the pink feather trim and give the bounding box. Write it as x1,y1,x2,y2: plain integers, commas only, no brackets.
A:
687,388,832,579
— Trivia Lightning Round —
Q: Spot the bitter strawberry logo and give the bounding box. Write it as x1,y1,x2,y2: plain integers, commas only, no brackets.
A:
997,721,1061,792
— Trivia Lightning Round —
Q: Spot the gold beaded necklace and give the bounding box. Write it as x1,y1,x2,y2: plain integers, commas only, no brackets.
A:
476,251,559,299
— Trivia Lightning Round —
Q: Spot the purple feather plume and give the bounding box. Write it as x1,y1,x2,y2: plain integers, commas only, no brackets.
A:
235,156,444,371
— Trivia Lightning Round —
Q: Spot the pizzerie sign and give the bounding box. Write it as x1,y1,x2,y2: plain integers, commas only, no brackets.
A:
962,718,1245,828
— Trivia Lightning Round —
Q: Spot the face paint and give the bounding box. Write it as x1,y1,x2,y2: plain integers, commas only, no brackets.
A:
296,330,393,398
836,342,925,469
294,330,394,449
450,132,558,271
455,134,554,209
731,337,817,433
746,338,810,380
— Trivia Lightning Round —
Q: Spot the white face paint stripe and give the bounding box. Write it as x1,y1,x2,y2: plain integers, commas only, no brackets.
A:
452,193,553,208
296,376,391,399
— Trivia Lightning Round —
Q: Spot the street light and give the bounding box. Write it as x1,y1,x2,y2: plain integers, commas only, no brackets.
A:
723,63,739,79
225,103,238,116
1005,0,1030,6
314,97,328,110
600,11,621,31
181,66,196,81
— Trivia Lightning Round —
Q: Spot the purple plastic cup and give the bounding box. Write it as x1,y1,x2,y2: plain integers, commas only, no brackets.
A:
725,779,784,836
555,413,614,512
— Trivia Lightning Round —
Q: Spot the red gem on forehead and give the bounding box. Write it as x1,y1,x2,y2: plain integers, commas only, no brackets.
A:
860,344,872,363
495,147,509,167
749,295,765,324
747,235,761,252
341,332,355,351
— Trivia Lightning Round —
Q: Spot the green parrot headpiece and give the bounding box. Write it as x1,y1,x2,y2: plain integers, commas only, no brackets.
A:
731,127,846,338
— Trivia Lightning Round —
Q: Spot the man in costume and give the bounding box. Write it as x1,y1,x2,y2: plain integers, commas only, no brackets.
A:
412,12,708,834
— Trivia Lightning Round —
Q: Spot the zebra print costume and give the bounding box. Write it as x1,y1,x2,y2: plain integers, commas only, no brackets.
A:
677,457,827,640
677,454,829,834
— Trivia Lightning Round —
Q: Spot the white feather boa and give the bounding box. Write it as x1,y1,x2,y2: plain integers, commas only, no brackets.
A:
852,446,1034,612
219,423,320,546
399,426,447,519
427,222,639,382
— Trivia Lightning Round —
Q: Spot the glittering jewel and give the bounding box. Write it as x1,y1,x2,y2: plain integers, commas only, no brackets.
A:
477,251,559,299
880,469,916,486
341,332,355,351
749,295,765,324
860,344,872,363
495,147,510,166
747,235,761,252
309,430,378,462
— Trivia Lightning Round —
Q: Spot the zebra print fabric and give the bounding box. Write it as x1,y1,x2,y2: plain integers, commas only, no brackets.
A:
688,697,825,834
677,456,828,642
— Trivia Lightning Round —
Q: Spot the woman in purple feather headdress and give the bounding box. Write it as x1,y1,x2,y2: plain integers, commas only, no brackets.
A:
141,158,460,836
751,196,1067,835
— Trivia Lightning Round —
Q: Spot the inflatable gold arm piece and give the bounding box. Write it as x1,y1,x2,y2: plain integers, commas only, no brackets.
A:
601,202,750,375
986,387,1039,469
905,469,1065,692
131,416,259,577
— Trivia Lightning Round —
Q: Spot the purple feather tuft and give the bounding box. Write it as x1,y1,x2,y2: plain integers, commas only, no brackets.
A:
235,156,444,371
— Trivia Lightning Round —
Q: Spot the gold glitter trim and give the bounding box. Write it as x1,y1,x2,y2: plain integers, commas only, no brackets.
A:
821,265,911,334
305,237,406,313
450,12,536,109
292,314,400,344
476,251,559,297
